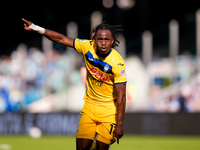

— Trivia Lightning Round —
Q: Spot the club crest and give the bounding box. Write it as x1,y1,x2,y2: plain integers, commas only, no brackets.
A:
104,64,109,72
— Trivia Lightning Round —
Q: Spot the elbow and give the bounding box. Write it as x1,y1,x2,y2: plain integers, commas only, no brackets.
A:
53,34,67,44
56,38,64,44
122,94,126,104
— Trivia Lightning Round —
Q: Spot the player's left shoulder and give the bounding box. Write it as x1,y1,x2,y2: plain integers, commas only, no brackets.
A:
111,49,126,67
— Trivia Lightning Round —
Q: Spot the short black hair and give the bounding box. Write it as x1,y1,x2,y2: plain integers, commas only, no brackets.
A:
91,22,123,48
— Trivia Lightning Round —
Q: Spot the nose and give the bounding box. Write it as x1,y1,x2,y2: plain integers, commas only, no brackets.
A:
102,39,106,45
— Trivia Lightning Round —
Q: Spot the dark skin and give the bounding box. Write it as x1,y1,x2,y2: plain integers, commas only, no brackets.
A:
94,29,113,57
22,18,126,150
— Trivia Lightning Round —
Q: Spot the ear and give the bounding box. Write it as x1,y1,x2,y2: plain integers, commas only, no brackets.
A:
93,38,96,43
92,32,96,39
111,38,114,45
93,33,96,42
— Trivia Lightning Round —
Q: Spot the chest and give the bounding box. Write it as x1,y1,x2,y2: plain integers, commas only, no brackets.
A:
84,50,114,83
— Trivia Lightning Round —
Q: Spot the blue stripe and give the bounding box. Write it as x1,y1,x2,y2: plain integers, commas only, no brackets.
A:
115,82,127,85
73,38,75,49
85,51,113,74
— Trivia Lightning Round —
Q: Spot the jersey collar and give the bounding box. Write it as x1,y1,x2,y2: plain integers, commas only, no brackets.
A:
97,48,113,58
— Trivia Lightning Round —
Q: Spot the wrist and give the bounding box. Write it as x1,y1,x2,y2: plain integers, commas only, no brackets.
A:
116,122,123,127
29,23,45,34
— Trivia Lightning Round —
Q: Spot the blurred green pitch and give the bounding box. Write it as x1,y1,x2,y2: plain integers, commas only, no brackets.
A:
1,135,200,150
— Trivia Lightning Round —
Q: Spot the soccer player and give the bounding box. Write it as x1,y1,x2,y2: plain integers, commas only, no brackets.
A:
22,18,127,150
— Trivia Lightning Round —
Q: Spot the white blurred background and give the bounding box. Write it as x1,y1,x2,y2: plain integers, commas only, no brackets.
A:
1,0,200,113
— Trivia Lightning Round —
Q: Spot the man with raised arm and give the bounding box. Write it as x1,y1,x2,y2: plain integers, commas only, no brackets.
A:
23,18,127,150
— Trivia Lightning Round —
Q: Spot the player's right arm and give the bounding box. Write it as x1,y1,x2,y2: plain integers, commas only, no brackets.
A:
22,18,74,48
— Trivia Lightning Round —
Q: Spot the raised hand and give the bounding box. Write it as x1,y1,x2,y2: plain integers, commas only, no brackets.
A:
21,18,73,47
22,18,33,31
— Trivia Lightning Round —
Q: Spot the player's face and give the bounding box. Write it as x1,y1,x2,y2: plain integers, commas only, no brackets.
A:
95,29,114,57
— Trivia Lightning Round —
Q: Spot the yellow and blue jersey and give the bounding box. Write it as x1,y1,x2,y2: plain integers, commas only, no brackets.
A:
73,38,127,106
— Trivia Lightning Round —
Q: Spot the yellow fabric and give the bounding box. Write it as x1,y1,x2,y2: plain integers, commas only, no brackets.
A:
74,38,127,107
76,102,116,145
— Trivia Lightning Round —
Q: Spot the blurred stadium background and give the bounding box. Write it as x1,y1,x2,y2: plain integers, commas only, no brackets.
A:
1,0,200,149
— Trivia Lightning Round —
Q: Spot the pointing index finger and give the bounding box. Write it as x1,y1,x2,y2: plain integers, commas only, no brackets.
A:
117,135,119,144
22,18,32,25
22,18,27,22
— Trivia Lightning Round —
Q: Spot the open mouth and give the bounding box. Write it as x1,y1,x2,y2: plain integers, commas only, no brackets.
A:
101,47,107,52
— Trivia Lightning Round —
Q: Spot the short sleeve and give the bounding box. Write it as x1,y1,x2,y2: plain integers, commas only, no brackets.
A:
112,60,127,85
73,38,91,55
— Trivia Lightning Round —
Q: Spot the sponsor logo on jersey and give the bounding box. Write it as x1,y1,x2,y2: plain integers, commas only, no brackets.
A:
89,67,108,82
117,63,124,66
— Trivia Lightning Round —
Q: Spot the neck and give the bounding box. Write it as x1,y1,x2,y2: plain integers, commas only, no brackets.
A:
96,48,112,58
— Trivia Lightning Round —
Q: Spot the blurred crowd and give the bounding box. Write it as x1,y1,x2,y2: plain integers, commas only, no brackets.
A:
0,44,82,112
123,55,200,113
149,74,200,113
147,56,200,113
1,44,200,113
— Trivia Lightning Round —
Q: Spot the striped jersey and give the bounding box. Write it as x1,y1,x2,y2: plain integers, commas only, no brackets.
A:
73,38,127,106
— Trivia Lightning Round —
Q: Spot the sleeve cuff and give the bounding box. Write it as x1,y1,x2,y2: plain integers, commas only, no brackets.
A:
73,38,76,49
115,82,127,85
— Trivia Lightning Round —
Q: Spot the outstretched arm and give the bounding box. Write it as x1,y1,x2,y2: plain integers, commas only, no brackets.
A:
22,18,74,48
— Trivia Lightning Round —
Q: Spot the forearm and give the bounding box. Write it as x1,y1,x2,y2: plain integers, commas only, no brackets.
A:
116,94,126,127
44,29,72,45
